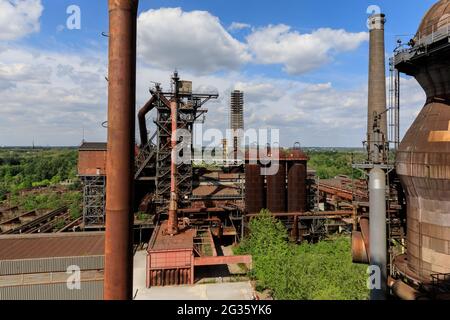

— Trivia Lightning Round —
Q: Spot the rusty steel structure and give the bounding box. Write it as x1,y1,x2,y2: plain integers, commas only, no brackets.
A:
135,72,218,216
394,0,450,282
104,0,138,300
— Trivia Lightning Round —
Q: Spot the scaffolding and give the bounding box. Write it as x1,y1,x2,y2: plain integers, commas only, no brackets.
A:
388,56,401,152
81,175,106,228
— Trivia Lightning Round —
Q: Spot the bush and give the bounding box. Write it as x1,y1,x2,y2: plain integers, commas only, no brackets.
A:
237,210,369,300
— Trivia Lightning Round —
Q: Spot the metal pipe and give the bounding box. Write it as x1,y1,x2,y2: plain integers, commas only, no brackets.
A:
104,0,138,301
369,166,387,300
138,95,156,147
367,13,387,163
167,98,179,235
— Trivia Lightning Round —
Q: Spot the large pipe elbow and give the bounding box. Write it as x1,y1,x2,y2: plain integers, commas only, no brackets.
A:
138,96,156,147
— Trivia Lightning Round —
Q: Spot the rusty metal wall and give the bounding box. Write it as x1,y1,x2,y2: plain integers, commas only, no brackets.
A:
148,269,192,287
267,161,286,213
245,164,265,213
287,162,307,213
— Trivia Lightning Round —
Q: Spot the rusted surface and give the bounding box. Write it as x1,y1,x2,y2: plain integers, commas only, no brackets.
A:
148,223,195,252
245,148,308,162
194,255,252,267
245,164,265,213
193,185,241,197
395,2,450,281
416,0,450,39
147,223,195,287
104,0,138,300
352,231,369,264
288,162,307,213
0,232,104,260
267,161,286,213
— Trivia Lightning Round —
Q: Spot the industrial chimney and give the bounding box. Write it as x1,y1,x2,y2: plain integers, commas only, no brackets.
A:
367,13,387,164
104,0,139,300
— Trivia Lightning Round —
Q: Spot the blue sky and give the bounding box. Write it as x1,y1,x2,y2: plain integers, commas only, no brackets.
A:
0,0,436,147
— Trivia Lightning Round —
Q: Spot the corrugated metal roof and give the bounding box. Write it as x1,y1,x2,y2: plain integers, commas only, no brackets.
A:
0,232,105,260
79,142,107,151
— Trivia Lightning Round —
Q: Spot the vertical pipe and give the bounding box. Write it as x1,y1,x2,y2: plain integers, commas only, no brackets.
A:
367,13,387,163
167,99,179,235
369,166,387,300
104,0,138,300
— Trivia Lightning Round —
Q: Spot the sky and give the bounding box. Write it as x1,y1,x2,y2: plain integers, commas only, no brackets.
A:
0,0,437,147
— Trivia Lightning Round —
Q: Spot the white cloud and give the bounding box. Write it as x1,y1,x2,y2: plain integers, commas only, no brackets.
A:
0,0,43,41
246,25,369,74
0,46,108,146
228,22,251,32
137,8,251,74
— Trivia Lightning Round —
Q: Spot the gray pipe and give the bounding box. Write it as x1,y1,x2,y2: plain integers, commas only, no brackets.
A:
369,166,387,300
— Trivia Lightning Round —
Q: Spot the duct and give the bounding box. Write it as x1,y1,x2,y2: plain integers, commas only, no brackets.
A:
369,166,387,300
104,0,139,301
137,95,157,148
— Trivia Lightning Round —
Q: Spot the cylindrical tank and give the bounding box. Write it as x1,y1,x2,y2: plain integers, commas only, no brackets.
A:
267,161,286,213
395,0,450,281
245,164,265,214
288,162,307,213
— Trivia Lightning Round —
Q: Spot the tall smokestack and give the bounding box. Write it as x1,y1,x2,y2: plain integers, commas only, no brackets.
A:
104,0,138,300
367,13,387,163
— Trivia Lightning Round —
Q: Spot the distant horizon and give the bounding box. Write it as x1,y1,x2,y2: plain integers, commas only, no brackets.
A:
0,145,367,150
